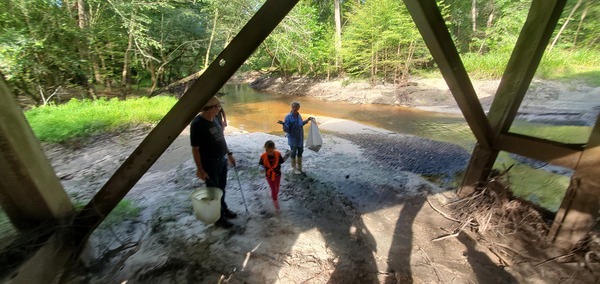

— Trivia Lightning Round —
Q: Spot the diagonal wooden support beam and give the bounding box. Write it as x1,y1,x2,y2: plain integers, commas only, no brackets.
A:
0,75,73,230
71,0,299,252
487,0,567,134
9,2,300,282
458,0,567,196
402,0,493,149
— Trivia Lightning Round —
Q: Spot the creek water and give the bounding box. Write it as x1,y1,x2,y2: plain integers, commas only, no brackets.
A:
221,84,475,149
219,84,572,211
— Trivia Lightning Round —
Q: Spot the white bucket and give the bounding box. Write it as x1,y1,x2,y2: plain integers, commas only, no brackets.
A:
190,187,223,224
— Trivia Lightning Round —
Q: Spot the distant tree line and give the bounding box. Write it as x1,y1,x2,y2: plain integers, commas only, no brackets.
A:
0,0,598,105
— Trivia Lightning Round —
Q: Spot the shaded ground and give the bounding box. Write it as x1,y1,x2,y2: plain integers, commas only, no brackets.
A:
43,119,598,283
30,76,599,283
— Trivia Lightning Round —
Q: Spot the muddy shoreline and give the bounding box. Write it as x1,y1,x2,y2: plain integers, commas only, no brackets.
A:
245,75,600,127
38,75,600,283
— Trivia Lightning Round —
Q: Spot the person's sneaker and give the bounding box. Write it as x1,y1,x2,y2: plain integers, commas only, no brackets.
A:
214,218,234,228
222,209,238,219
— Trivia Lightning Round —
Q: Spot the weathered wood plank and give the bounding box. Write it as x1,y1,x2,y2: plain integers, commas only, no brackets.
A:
458,0,567,196
71,0,300,247
486,0,567,133
497,133,583,170
549,116,600,251
0,75,73,230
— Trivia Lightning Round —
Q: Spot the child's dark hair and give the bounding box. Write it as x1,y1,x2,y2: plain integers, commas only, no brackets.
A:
264,140,275,149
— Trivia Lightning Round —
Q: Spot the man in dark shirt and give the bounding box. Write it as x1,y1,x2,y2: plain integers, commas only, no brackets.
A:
190,96,237,228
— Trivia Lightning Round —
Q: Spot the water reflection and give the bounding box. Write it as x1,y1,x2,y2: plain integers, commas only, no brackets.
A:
221,84,476,150
219,83,579,211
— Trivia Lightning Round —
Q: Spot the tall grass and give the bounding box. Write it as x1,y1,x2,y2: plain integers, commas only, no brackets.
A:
25,96,178,143
538,49,600,86
461,51,512,79
98,199,142,228
459,48,600,85
494,152,570,212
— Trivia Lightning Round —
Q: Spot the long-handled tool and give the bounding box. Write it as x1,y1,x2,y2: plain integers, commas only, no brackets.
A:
233,165,249,213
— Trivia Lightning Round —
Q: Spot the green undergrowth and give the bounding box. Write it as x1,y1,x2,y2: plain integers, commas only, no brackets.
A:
495,152,569,212
25,96,177,143
510,122,592,144
458,49,600,84
98,199,142,228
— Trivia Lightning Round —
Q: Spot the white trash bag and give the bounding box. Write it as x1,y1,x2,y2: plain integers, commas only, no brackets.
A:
306,118,323,152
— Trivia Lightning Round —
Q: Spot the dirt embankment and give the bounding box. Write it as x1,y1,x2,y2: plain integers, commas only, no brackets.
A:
247,75,600,126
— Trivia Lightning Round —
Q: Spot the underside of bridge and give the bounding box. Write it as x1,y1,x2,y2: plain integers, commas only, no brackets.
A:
0,0,598,282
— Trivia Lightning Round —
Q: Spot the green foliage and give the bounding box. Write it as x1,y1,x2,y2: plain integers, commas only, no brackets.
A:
99,199,142,228
0,0,82,102
550,0,600,49
1,0,599,93
495,153,569,212
537,49,600,85
341,0,423,81
25,96,177,143
461,51,512,79
261,1,332,76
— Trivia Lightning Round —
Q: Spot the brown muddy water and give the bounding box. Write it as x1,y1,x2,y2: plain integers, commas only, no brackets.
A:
221,84,475,149
220,84,578,212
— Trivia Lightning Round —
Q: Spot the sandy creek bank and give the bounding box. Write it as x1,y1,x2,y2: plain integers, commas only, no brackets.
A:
42,76,600,283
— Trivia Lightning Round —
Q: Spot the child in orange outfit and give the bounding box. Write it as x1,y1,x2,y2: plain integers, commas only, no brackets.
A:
258,140,290,212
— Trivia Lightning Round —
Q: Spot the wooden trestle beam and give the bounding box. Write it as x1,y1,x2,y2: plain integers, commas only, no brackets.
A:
402,0,494,150
70,0,299,253
0,75,73,230
8,0,300,282
462,0,567,196
548,116,600,250
404,0,599,250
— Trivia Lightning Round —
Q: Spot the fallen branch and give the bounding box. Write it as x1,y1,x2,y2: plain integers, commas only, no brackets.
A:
102,221,150,281
488,247,510,267
241,243,262,271
432,218,473,242
494,243,537,262
427,198,460,222
535,252,576,267
418,247,444,283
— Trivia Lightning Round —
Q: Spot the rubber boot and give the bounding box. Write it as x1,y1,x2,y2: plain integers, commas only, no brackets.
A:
291,158,298,174
297,157,303,174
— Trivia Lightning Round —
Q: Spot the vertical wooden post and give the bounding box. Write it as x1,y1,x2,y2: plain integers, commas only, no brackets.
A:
459,145,498,196
548,116,600,250
0,75,73,230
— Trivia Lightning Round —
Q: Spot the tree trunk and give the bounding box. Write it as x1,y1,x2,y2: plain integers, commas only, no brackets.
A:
478,2,495,54
149,60,158,93
204,8,219,70
100,54,111,92
121,32,133,99
573,0,590,47
549,0,583,51
334,0,342,69
471,0,477,33
401,41,415,85
77,0,97,99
